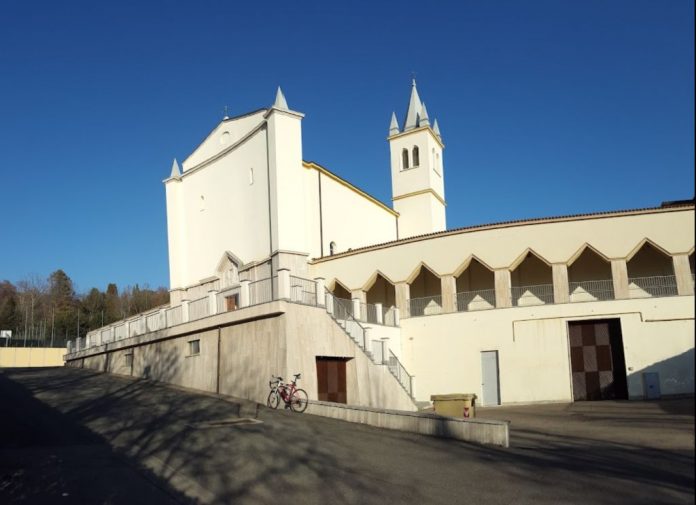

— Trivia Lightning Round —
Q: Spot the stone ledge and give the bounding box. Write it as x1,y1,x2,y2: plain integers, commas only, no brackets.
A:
306,400,509,447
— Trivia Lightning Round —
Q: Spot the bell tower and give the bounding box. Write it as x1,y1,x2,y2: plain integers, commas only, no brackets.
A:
389,80,446,238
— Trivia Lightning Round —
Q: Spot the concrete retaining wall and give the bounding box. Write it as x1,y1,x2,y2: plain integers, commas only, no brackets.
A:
0,347,66,367
306,400,509,447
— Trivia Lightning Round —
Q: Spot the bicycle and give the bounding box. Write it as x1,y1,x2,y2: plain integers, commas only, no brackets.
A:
267,373,308,413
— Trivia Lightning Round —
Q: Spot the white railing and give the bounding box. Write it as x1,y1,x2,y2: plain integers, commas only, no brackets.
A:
146,311,163,332
100,328,112,344
628,275,679,298
166,305,182,327
569,279,614,302
114,323,127,340
456,289,496,312
511,284,554,306
188,296,209,321
407,295,443,317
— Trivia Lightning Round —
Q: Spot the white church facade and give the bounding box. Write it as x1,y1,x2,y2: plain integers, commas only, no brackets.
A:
66,82,695,410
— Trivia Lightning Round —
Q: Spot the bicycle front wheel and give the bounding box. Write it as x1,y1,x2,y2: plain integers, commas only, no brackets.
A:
267,390,280,409
289,388,308,413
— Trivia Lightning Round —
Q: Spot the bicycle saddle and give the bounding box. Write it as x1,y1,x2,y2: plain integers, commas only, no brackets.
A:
294,373,301,379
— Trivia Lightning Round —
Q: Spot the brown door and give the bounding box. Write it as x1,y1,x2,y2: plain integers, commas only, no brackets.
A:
226,295,238,311
316,357,347,403
569,319,627,401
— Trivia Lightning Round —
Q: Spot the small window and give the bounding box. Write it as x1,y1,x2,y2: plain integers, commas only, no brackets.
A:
329,241,337,255
226,294,239,311
412,146,419,167
402,149,409,170
188,339,200,356
249,167,254,185
125,354,133,367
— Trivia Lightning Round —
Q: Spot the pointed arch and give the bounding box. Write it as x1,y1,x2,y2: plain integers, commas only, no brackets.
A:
625,238,673,262
405,262,441,284
361,270,396,292
566,243,611,266
402,148,410,170
412,145,420,167
508,248,552,271
328,279,352,300
365,272,397,308
452,254,496,278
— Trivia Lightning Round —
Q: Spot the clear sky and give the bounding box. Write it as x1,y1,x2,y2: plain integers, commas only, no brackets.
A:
1,0,693,293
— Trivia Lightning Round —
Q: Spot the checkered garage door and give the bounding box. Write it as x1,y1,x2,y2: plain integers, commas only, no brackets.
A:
569,321,616,401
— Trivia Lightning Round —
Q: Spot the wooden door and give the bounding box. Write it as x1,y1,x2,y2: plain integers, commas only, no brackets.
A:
316,358,347,404
226,295,238,311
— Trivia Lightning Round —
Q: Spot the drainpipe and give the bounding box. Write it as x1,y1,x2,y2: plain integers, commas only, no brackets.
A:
216,327,221,394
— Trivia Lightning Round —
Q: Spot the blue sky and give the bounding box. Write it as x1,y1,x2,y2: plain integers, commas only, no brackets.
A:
0,0,693,293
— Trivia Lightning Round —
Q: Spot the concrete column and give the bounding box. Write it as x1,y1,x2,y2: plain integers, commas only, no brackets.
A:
110,326,115,343
552,264,570,304
240,280,250,307
181,300,190,323
409,375,416,398
395,282,410,317
208,290,218,316
159,308,167,329
440,275,457,313
363,326,372,355
672,254,694,296
351,289,367,305
393,308,401,326
352,298,362,321
124,320,130,339
314,277,326,307
325,292,334,316
494,270,512,308
611,259,630,299
277,269,291,300
375,302,384,324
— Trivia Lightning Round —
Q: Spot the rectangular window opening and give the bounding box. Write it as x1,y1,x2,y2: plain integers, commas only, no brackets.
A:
188,339,201,356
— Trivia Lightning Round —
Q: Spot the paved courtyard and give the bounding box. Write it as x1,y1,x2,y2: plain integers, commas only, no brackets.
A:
1,367,693,504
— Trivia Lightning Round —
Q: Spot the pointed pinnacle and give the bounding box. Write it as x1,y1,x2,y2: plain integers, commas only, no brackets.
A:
432,119,441,138
389,112,400,135
170,158,181,178
403,80,422,131
420,102,430,127
274,86,288,110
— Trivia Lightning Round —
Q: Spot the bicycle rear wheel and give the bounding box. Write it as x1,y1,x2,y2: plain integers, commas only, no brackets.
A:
289,388,308,413
267,390,280,409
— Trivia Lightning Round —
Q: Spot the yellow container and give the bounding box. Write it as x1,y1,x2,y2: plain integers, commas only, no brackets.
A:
430,393,477,418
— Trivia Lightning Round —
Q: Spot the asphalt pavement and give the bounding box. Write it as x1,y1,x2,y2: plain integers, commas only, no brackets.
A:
1,367,693,504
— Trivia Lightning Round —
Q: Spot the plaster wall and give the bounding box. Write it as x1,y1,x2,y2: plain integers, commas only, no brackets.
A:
304,167,398,257
0,347,66,367
170,129,271,289
400,295,694,404
309,208,695,290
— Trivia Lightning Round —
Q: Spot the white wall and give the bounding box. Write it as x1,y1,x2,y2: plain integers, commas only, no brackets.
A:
400,295,694,404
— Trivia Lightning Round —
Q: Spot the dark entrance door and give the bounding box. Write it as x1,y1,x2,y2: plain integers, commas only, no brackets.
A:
568,319,628,401
316,357,347,404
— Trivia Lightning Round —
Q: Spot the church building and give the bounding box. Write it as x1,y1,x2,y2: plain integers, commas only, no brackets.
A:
67,82,695,411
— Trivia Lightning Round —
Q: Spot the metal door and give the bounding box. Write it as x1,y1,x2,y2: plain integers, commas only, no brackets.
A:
481,351,500,406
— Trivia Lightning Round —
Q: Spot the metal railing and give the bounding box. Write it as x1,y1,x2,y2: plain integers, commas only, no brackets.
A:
407,294,443,317
569,279,614,302
383,306,397,326
326,292,365,350
511,284,554,306
188,296,210,321
456,289,496,312
289,276,317,306
628,275,679,298
386,350,413,397
249,277,273,306
359,302,378,324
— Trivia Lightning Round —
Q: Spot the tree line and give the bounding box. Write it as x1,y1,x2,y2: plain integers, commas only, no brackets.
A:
0,269,169,347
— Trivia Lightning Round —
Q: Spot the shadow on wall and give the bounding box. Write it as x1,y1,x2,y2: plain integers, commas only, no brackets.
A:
627,348,695,401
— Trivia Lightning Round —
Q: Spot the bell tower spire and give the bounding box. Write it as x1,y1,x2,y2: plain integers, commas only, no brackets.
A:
388,80,446,238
